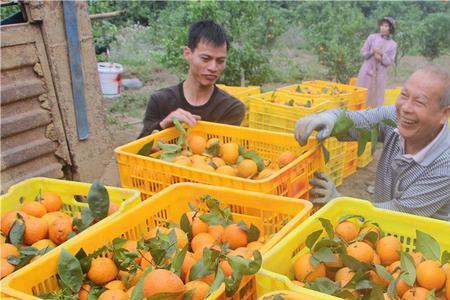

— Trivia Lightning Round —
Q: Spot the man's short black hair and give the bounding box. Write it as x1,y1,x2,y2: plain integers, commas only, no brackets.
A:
187,20,229,51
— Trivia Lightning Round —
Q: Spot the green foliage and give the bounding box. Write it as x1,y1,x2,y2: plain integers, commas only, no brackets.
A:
87,1,450,86
296,2,369,83
149,1,289,85
419,13,450,61
0,3,21,19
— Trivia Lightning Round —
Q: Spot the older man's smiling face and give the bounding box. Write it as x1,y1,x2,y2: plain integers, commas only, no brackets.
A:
395,70,449,151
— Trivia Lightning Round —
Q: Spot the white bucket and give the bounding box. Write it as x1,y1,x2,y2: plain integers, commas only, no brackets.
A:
97,62,123,97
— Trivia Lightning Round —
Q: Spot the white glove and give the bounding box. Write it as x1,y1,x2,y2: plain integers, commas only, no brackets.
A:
294,112,337,146
309,172,340,204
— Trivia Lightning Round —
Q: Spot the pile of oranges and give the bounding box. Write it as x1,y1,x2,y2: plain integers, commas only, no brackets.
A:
50,195,263,300
167,134,297,180
291,218,450,300
1,191,118,279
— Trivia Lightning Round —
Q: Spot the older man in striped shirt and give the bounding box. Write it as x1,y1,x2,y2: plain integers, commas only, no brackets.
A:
295,65,450,220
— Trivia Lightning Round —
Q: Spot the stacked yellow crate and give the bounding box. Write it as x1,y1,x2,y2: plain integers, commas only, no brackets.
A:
216,84,261,126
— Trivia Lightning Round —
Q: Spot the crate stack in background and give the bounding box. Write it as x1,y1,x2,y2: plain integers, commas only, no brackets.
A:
248,80,367,186
216,84,262,126
248,88,346,186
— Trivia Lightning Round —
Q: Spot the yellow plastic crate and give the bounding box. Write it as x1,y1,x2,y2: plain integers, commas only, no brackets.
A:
248,91,331,133
247,92,342,188
0,177,140,278
343,142,357,178
323,138,345,187
357,142,373,168
258,290,312,300
1,182,313,300
115,121,325,200
277,84,352,110
302,80,367,111
256,197,450,299
384,87,402,106
216,84,262,127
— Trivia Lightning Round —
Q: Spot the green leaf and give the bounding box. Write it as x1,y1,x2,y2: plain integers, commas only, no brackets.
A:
198,195,234,226
87,286,105,300
177,134,186,148
355,279,373,290
400,252,416,286
157,141,182,153
370,123,379,155
189,250,217,281
416,230,441,261
180,213,193,241
75,248,91,274
368,284,384,300
356,128,370,156
19,246,40,256
321,144,330,164
382,118,397,128
305,277,340,295
160,152,178,162
272,294,285,300
9,219,25,247
173,118,187,135
183,289,195,300
238,145,246,156
131,265,154,300
387,274,401,300
441,250,450,264
207,266,225,298
113,237,128,249
312,247,337,266
171,245,188,277
246,224,260,243
338,214,365,223
331,111,354,139
73,208,95,232
147,291,185,300
57,249,83,293
333,290,355,299
224,271,244,297
205,140,220,157
362,231,379,245
340,254,366,271
319,218,334,239
137,139,155,156
313,238,346,254
375,264,394,282
87,180,109,220
242,150,265,172
426,289,437,300
306,229,323,250
228,250,262,275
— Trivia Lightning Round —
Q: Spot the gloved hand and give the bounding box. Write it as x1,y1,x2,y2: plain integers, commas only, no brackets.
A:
294,112,337,146
309,172,340,204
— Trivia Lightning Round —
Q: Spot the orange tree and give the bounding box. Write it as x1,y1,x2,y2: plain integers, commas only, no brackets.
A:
295,2,369,83
150,1,289,85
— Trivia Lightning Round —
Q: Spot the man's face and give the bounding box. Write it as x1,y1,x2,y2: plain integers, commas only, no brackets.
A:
379,21,390,36
184,40,227,87
395,70,449,144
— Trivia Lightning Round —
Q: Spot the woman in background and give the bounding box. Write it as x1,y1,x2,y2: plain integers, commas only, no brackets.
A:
356,17,397,108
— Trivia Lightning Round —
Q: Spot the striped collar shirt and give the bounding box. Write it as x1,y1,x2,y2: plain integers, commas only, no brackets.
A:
330,106,450,220
395,122,448,166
